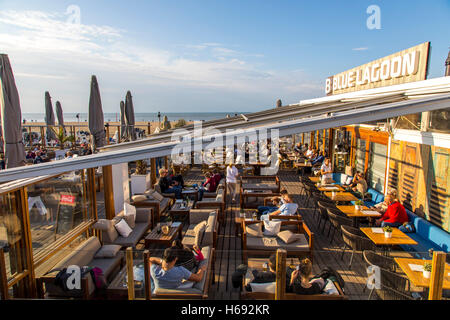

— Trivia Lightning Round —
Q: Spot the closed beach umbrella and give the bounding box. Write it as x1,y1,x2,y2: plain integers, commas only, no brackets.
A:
120,100,126,140
45,91,56,141
124,90,136,141
0,54,25,168
88,75,105,149
55,101,64,127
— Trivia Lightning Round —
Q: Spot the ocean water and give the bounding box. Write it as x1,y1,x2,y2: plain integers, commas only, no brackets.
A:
22,112,246,123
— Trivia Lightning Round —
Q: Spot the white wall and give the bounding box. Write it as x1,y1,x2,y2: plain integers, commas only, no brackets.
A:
111,163,130,215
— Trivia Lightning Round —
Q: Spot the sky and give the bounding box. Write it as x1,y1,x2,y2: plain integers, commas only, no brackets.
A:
0,0,449,115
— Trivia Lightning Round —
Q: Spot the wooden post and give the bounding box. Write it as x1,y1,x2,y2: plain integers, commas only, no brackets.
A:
143,250,151,300
126,247,135,300
428,251,446,300
164,156,169,171
328,128,334,160
106,125,110,145
0,248,9,300
301,133,304,145
310,131,314,149
40,127,45,146
147,122,151,135
102,165,115,220
322,129,326,153
275,249,287,300
117,126,121,143
150,158,157,187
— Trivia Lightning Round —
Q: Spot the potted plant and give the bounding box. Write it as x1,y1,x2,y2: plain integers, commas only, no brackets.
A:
423,262,432,279
383,225,393,238
130,159,151,195
355,200,364,211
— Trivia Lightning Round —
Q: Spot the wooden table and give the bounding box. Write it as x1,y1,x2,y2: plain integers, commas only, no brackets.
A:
240,190,277,209
337,205,381,227
360,227,418,255
324,191,359,202
317,185,345,192
309,177,335,184
144,223,183,248
235,211,259,235
182,188,199,202
107,260,145,299
394,258,450,290
169,202,192,224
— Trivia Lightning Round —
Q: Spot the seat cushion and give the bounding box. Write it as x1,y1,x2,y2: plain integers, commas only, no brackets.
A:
55,237,102,268
88,250,124,280
113,223,148,247
246,234,309,251
242,183,278,192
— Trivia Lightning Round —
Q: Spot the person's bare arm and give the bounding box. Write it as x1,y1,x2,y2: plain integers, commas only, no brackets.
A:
269,209,281,216
187,264,207,282
149,257,162,265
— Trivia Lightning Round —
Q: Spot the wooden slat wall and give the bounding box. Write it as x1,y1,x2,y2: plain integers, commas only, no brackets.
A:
388,140,450,232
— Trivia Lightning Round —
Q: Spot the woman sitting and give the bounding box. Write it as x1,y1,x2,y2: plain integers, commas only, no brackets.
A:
260,193,298,221
149,247,207,292
287,258,325,295
244,254,277,291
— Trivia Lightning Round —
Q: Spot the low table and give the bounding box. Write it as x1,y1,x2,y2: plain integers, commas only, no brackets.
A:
182,188,199,202
309,177,335,184
107,260,145,299
235,211,259,236
169,202,193,224
144,223,183,248
240,190,277,209
360,227,418,255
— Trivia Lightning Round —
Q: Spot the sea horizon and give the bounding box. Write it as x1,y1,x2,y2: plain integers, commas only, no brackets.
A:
22,112,250,123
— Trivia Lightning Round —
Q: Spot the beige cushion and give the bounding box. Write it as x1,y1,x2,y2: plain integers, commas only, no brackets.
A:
123,203,136,228
93,219,119,243
152,191,164,201
114,219,133,238
277,230,301,244
263,220,281,236
246,234,309,251
132,195,148,202
193,221,207,247
94,244,121,258
246,223,263,238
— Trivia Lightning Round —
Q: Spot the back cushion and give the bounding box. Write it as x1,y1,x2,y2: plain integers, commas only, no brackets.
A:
340,174,348,185
94,219,119,243
58,237,101,267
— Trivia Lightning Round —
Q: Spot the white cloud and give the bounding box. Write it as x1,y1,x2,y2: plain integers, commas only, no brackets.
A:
352,47,369,51
0,9,322,113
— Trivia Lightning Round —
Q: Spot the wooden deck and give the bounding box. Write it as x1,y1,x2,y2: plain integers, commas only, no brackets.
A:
178,167,418,300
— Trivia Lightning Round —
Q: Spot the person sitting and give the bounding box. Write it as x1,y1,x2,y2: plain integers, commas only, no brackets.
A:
149,247,207,292
171,240,203,272
212,169,222,185
260,193,298,221
158,168,182,199
320,157,333,184
33,151,44,164
311,150,325,166
167,168,185,188
373,189,397,213
287,258,325,295
244,254,277,292
198,172,217,201
257,189,288,217
305,146,314,159
293,143,302,154
344,171,361,188
351,172,368,197
375,194,409,228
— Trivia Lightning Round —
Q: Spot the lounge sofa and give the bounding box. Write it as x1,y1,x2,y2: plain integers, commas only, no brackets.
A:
151,246,215,299
400,209,450,259
93,207,152,248
242,220,314,262
181,209,218,249
37,236,123,299
195,188,226,226
130,190,172,226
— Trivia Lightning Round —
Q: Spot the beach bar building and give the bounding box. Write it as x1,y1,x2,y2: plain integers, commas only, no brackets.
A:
0,43,449,300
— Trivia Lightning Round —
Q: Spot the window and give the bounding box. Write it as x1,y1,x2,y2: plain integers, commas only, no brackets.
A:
355,139,366,174
367,142,387,193
26,170,93,258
